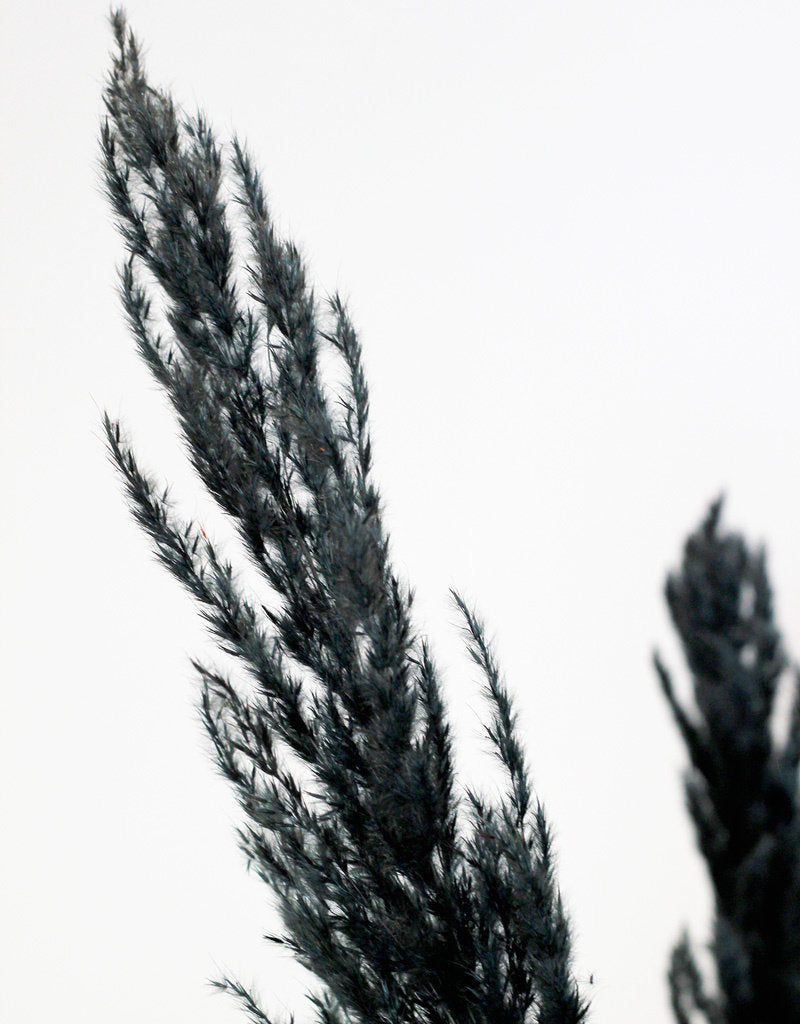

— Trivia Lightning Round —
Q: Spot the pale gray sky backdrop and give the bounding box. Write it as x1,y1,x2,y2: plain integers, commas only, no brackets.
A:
3,2,800,1022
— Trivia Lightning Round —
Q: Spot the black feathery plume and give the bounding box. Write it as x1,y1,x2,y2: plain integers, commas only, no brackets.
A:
100,11,588,1024
655,498,800,1024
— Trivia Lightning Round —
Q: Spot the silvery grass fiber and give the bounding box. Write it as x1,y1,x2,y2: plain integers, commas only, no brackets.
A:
100,9,799,1024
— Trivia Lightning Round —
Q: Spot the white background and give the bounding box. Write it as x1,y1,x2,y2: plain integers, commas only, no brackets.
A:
3,2,800,1022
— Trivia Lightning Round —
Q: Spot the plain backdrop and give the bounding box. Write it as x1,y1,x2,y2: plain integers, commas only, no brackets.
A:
3,2,800,1022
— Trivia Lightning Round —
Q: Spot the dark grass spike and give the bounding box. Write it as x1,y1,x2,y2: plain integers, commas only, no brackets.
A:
658,500,800,1024
101,11,589,1024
